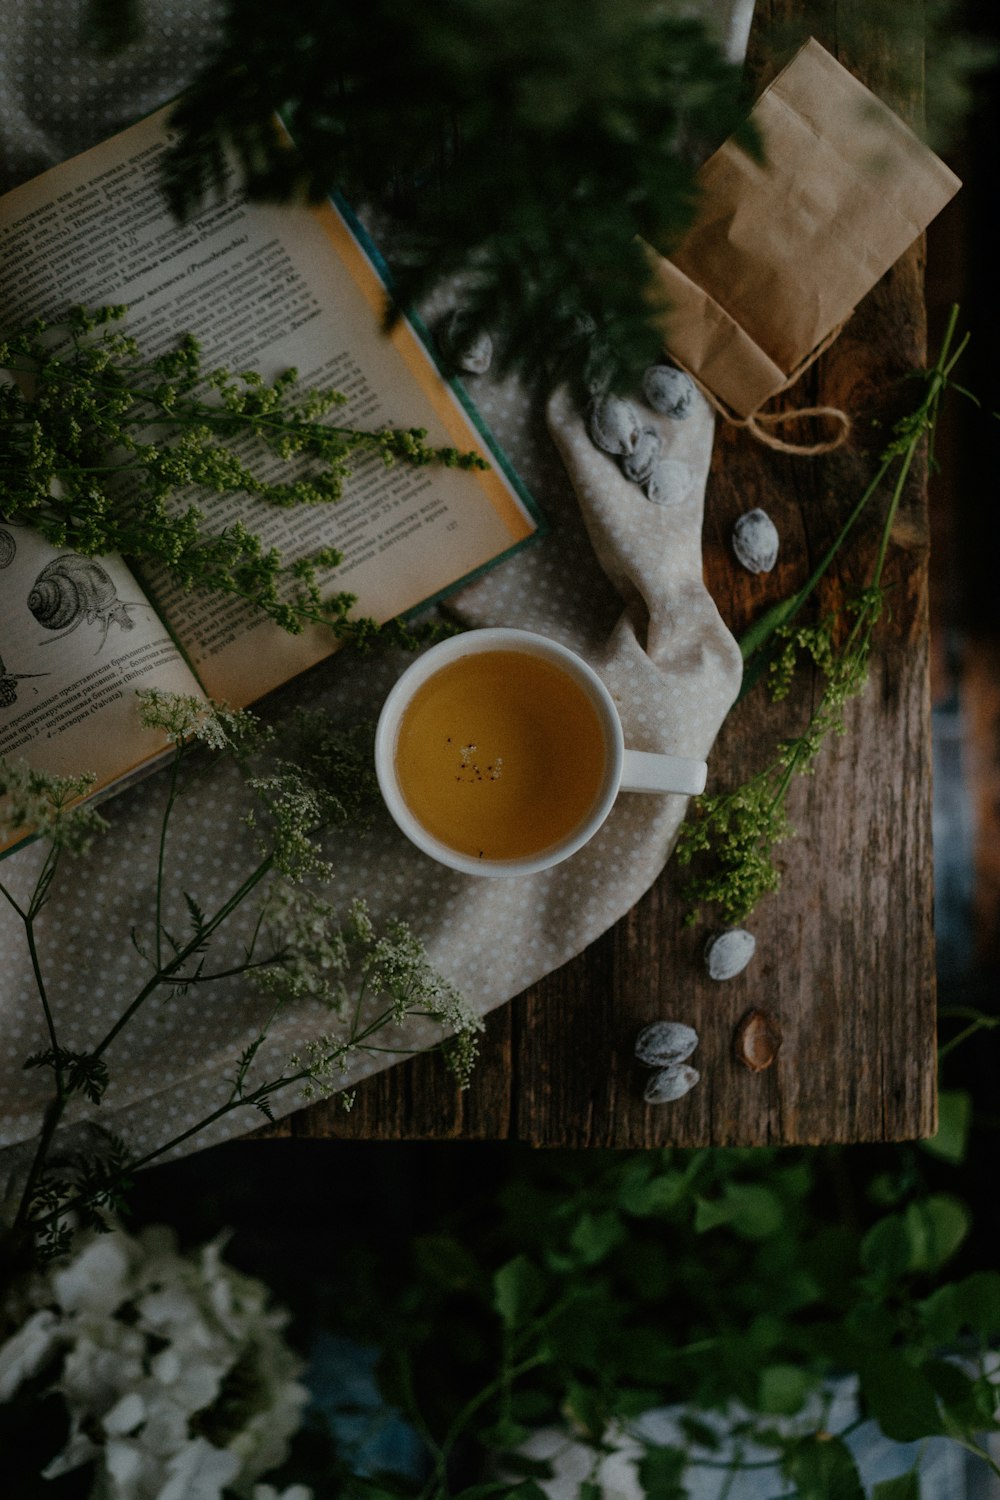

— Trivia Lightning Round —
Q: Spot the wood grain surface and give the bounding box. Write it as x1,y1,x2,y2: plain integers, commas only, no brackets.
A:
262,0,939,1147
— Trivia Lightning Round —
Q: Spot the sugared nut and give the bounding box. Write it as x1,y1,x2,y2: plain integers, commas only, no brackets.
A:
642,364,694,419
643,1063,700,1104
587,393,641,456
436,310,494,374
621,426,662,485
732,509,779,574
734,1008,782,1072
635,1020,699,1068
644,457,692,507
704,928,756,981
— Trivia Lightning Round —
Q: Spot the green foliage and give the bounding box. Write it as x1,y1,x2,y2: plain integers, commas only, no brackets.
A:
675,307,972,926
316,1140,1000,1496
0,695,480,1264
159,0,755,390
0,305,479,646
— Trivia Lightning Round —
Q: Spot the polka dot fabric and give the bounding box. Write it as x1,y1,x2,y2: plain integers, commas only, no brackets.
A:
0,0,743,1168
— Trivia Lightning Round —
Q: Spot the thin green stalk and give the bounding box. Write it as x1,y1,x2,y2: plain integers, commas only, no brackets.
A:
154,746,184,970
90,852,275,1061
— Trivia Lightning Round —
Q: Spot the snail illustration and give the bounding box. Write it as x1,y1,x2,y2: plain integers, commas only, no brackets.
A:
0,654,49,709
0,529,15,568
28,555,150,653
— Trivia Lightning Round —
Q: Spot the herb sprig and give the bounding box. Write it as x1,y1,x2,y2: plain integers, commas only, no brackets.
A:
0,305,485,645
0,692,481,1266
676,306,970,925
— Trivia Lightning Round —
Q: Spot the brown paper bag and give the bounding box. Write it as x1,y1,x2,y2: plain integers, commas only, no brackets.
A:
643,37,961,451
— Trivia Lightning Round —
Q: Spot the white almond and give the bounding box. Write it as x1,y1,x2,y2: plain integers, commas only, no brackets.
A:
644,1064,700,1104
732,509,779,573
704,928,756,981
642,364,694,419
634,1020,699,1067
587,394,641,456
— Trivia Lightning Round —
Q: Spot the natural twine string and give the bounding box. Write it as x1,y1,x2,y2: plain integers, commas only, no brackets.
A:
666,320,853,456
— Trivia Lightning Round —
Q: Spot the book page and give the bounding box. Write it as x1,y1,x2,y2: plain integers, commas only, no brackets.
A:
0,106,538,708
0,524,206,809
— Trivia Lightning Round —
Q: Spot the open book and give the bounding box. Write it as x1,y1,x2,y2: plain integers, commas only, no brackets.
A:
0,105,540,850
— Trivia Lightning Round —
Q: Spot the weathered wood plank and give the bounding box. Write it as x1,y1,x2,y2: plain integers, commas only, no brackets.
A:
262,0,938,1146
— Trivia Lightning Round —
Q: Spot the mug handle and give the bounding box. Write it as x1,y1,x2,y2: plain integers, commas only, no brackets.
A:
621,749,707,797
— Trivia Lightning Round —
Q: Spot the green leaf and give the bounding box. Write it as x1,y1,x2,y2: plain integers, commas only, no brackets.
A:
924,1359,997,1428
621,1170,687,1217
904,1195,970,1272
637,1443,687,1500
730,1183,786,1238
920,1091,972,1164
858,1351,944,1442
759,1363,811,1415
565,1381,607,1442
493,1255,545,1330
872,1474,921,1500
695,1182,785,1240
860,1214,912,1279
569,1209,625,1264
413,1233,480,1292
784,1435,864,1500
919,1271,1000,1344
739,593,803,662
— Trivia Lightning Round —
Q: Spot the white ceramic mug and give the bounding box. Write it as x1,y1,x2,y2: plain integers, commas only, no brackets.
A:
375,627,707,877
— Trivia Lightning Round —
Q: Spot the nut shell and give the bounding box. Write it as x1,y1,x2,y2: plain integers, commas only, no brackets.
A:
734,1008,782,1072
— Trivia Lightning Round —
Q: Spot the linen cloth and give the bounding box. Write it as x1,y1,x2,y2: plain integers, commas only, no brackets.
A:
0,0,748,1166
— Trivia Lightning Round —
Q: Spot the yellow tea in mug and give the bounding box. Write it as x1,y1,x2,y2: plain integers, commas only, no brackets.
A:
394,650,608,861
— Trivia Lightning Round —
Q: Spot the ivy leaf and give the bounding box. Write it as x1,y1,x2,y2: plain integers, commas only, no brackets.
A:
637,1443,687,1500
494,1255,544,1330
857,1351,944,1442
920,1090,971,1164
694,1183,785,1240
759,1363,811,1415
784,1434,864,1500
569,1210,625,1265
903,1195,970,1273
919,1271,1000,1345
860,1214,914,1281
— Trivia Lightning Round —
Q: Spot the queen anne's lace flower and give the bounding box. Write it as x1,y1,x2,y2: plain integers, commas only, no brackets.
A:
0,1225,311,1499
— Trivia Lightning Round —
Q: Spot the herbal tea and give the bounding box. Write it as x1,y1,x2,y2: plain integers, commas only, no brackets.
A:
394,649,608,861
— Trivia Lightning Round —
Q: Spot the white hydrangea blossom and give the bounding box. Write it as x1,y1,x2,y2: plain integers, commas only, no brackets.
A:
0,1225,311,1500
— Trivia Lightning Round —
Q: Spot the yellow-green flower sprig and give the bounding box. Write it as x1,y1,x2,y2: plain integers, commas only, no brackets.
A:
0,305,486,646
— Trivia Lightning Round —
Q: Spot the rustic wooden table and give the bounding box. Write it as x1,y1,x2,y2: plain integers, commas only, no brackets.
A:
265,0,938,1148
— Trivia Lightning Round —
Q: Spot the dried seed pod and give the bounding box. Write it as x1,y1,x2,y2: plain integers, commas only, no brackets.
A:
587,393,641,456
732,509,779,574
734,1008,782,1072
634,1020,699,1068
642,364,694,419
621,426,662,485
436,311,493,374
644,457,692,507
644,1063,700,1104
704,928,756,981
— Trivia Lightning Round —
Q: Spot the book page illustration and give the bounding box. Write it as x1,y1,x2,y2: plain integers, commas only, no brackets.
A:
0,525,204,793
0,105,538,708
